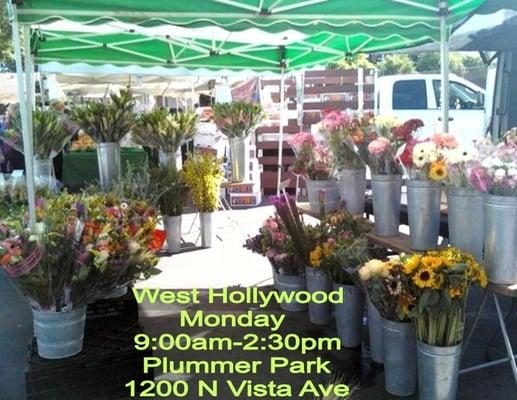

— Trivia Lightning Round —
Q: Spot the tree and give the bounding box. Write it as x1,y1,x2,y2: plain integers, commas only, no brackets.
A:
328,54,376,70
415,52,472,76
0,1,14,71
378,54,415,75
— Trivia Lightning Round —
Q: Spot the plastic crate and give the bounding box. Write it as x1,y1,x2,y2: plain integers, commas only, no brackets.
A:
86,291,139,329
26,324,153,400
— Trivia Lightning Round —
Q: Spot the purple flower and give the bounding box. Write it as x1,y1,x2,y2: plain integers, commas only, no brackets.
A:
469,166,492,193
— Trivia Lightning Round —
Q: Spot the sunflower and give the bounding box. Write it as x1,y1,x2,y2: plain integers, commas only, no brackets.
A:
421,256,443,270
403,254,421,275
449,286,464,299
429,160,448,181
412,267,436,288
432,272,444,289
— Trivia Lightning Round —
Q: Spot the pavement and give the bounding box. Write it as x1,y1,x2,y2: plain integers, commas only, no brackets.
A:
0,204,516,399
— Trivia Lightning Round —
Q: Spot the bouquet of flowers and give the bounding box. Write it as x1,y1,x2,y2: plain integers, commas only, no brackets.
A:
288,132,333,180
2,108,72,159
397,132,458,181
183,153,224,212
401,248,487,346
358,257,414,322
213,102,264,139
244,215,303,276
134,111,199,154
442,145,479,188
324,109,369,170
468,131,517,196
150,165,188,217
71,90,136,143
338,114,424,175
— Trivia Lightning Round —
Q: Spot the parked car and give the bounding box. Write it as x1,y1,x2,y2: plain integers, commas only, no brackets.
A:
375,74,487,146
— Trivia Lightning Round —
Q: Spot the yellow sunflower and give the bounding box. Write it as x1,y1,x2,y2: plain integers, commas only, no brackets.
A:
432,272,444,289
449,286,464,299
421,256,444,270
429,160,448,181
412,267,436,288
403,255,421,275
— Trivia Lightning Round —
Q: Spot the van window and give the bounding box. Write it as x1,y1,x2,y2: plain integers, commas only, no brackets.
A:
433,80,484,110
393,80,427,110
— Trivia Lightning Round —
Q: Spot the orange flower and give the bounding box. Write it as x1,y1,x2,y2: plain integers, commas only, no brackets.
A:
149,229,166,251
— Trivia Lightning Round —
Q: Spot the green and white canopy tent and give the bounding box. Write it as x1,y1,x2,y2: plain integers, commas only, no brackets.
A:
9,0,487,225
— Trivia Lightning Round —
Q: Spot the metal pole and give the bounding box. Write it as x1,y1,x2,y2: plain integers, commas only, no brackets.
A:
276,68,286,196
10,5,36,228
439,0,450,133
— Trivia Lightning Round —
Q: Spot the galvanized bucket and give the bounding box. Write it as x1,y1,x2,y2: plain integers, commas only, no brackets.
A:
484,195,517,284
407,180,442,250
229,137,248,183
381,318,417,397
367,297,383,364
371,174,402,237
334,283,364,348
417,341,462,400
159,151,182,170
200,211,215,248
32,307,87,359
103,284,128,299
305,266,332,325
96,142,121,191
447,187,484,260
164,215,182,254
274,272,308,312
33,158,56,190
306,179,340,214
337,168,366,215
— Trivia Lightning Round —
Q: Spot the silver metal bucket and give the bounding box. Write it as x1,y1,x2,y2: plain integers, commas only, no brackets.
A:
164,215,182,254
306,179,340,214
32,307,86,359
382,318,417,396
159,151,182,170
33,158,56,190
447,187,484,260
334,283,364,347
96,142,121,191
337,168,366,215
371,174,402,237
274,272,307,312
407,180,442,250
305,266,332,325
484,195,517,284
229,137,248,183
367,297,383,364
200,211,215,248
417,341,462,400
103,285,128,299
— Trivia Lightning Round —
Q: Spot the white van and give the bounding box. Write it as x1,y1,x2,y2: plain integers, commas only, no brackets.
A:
375,74,487,145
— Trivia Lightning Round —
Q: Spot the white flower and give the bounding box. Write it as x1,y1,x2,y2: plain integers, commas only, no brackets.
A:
412,142,438,166
494,168,507,179
34,222,46,235
445,147,478,164
95,249,110,264
120,202,129,210
128,241,140,254
508,168,517,177
86,244,94,252
481,157,499,169
375,115,401,130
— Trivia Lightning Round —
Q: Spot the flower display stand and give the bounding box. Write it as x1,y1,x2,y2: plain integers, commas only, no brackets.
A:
459,283,517,385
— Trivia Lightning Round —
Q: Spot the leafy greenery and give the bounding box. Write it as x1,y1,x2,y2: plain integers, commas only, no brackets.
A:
378,54,416,75
328,53,375,70
416,52,466,75
71,90,136,143
0,2,13,70
213,101,264,139
150,165,187,216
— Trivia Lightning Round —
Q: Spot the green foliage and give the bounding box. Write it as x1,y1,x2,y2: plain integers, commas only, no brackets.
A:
71,90,136,143
134,110,198,153
328,53,375,70
213,101,264,139
378,54,415,75
150,165,188,216
415,52,483,75
0,2,13,68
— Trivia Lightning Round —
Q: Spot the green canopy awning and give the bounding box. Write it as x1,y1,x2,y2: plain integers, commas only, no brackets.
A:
17,1,485,39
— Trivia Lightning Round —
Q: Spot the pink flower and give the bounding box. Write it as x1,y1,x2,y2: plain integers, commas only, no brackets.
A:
432,132,458,149
288,132,315,154
263,218,279,231
368,137,391,155
322,109,348,132
469,166,492,192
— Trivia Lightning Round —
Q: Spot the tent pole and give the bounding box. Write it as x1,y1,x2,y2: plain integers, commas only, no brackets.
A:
23,25,35,151
439,0,450,133
276,68,286,196
10,6,36,228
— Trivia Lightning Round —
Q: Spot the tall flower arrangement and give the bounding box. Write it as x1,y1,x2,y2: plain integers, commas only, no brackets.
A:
183,153,224,212
288,132,333,180
213,102,264,139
